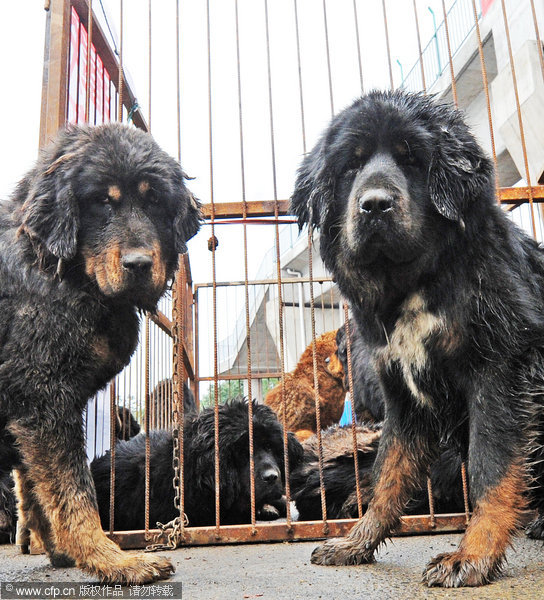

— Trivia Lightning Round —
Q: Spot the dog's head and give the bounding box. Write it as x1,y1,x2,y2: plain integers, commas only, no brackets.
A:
291,90,494,280
15,123,201,310
198,400,302,513
232,402,303,508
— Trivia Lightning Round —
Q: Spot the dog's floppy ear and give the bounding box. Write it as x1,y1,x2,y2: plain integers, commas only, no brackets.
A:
287,432,304,470
428,118,494,223
172,170,202,254
19,154,80,261
291,138,334,230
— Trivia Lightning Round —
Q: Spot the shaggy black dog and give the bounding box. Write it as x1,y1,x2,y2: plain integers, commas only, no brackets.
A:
291,89,544,587
0,123,200,583
335,321,384,422
91,399,303,528
291,424,464,522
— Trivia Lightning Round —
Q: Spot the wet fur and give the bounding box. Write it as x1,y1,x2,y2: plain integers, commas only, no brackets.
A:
291,90,544,587
0,123,201,582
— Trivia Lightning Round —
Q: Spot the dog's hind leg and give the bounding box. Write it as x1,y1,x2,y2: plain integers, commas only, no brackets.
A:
10,420,174,584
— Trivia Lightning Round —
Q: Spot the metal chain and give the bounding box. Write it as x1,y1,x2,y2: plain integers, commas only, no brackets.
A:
146,258,187,552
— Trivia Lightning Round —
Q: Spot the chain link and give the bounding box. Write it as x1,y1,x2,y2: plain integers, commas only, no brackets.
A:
146,258,187,552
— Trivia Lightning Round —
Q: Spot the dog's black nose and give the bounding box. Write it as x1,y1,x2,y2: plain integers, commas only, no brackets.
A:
359,190,395,214
122,253,153,273
261,468,279,483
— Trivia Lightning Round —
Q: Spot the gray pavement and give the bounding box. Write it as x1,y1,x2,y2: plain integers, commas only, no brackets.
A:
1,534,544,600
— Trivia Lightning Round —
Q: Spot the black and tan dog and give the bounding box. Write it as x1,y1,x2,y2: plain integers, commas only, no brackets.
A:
291,90,544,587
0,123,200,583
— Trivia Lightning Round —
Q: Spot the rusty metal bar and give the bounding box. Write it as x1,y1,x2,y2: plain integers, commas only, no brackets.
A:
40,0,71,148
117,0,123,122
343,306,363,519
200,190,544,222
470,0,500,199
149,311,173,337
264,0,292,529
412,0,426,92
201,200,291,220
84,0,93,123
71,0,148,130
352,0,364,94
499,0,537,239
108,380,117,534
307,230,328,533
321,0,334,116
144,315,151,536
197,373,285,383
293,0,307,152
381,0,394,89
194,276,334,289
234,0,257,535
440,0,458,107
108,514,469,549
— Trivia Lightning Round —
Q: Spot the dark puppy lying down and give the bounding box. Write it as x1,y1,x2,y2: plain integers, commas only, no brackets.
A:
291,424,465,522
91,399,303,528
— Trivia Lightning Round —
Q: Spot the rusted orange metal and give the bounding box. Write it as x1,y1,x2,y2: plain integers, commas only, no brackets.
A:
200,190,544,222
107,514,468,550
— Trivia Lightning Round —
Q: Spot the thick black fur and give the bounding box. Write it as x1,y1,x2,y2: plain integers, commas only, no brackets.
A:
91,399,303,528
0,123,200,582
291,90,544,587
335,321,384,422
291,424,464,521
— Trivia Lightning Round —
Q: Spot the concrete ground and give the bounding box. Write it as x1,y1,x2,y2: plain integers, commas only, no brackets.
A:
1,534,544,600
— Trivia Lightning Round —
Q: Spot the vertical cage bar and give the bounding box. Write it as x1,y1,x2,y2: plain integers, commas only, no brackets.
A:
234,0,257,533
264,0,292,527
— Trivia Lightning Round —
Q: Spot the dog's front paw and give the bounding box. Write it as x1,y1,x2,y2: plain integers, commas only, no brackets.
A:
311,537,375,566
91,553,175,584
257,504,281,521
423,551,500,587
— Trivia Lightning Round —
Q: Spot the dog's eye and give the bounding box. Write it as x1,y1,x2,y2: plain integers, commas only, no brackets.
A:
325,357,330,364
395,143,418,167
398,153,418,167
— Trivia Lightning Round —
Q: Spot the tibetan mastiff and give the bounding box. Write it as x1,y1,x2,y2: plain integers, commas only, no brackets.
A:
91,399,303,528
0,123,201,583
291,89,544,587
265,330,346,440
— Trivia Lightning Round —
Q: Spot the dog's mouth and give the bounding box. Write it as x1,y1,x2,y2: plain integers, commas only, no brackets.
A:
83,243,167,307
347,227,424,268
